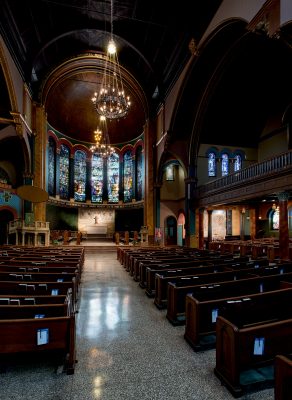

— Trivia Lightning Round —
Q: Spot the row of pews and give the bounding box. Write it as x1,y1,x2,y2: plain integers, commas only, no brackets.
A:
0,245,84,374
117,245,292,398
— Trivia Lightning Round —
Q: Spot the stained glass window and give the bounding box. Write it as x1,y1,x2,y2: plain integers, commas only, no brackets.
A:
166,165,174,181
234,154,242,172
59,144,70,199
91,153,104,203
123,150,133,202
136,146,143,200
221,153,229,176
74,150,86,202
48,137,56,196
208,152,216,177
107,152,119,203
272,207,279,230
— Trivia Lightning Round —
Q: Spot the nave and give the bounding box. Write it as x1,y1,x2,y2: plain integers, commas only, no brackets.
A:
0,247,273,400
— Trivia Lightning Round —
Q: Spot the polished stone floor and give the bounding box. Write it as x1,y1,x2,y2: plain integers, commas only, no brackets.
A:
0,247,274,400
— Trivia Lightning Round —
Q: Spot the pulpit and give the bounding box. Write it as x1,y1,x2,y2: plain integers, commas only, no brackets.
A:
8,219,50,246
140,226,148,245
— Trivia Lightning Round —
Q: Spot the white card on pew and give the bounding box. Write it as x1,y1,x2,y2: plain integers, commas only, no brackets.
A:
212,309,218,323
37,328,49,345
254,337,265,355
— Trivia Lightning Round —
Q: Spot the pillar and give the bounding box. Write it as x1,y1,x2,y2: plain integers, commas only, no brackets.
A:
33,104,47,222
207,209,213,248
240,207,246,241
198,207,205,249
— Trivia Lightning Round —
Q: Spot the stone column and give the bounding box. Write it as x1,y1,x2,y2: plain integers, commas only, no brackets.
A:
207,209,213,248
240,208,246,241
143,121,154,243
278,191,290,261
33,104,47,222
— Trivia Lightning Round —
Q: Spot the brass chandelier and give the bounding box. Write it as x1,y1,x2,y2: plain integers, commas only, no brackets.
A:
90,116,115,158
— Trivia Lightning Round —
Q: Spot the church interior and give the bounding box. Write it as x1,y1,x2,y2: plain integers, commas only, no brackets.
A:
0,0,292,399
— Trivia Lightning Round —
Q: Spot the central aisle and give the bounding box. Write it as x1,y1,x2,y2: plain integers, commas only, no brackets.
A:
70,248,273,400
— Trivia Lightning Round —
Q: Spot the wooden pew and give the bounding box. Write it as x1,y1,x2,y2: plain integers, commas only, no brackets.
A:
166,272,292,326
146,263,232,297
0,279,78,308
154,267,256,310
152,259,270,305
214,316,292,397
0,315,76,374
274,354,292,400
185,286,292,352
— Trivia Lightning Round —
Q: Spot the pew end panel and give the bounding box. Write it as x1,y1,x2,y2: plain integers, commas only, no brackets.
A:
274,354,292,400
214,316,292,397
0,315,76,375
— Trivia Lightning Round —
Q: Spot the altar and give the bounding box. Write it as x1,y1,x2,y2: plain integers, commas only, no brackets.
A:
85,225,108,235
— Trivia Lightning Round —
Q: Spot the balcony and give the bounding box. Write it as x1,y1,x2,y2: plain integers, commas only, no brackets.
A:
196,150,292,207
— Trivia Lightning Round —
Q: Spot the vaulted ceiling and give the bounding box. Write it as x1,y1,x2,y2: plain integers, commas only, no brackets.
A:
0,0,223,144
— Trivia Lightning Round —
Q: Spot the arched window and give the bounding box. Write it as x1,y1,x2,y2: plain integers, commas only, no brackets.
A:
166,164,174,181
208,152,216,177
272,206,280,230
136,146,143,200
48,137,56,196
59,144,70,200
221,153,229,176
234,154,242,172
107,152,119,203
123,150,133,202
91,153,104,203
74,150,86,202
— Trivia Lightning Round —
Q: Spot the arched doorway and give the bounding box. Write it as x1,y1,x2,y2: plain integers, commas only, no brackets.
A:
165,216,177,246
0,209,14,245
177,212,185,246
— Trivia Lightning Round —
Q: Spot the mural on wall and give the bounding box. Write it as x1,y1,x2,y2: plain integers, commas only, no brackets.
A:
78,209,115,236
0,190,21,217
204,209,226,240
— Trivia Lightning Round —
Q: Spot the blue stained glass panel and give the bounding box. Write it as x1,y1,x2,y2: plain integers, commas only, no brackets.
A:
59,144,70,199
208,152,216,177
107,153,119,203
234,154,242,172
74,150,86,202
91,153,104,203
222,153,229,176
48,138,56,196
136,146,143,200
123,150,133,202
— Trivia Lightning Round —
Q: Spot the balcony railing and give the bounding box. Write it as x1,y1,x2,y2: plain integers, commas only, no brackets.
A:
196,150,292,198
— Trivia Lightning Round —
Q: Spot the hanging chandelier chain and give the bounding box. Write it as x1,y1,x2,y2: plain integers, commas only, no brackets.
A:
110,0,114,40
91,0,131,120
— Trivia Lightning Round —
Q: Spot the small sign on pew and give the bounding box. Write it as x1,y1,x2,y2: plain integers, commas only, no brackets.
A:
253,337,265,356
212,309,219,323
35,314,45,318
51,289,59,295
57,279,64,282
37,328,49,345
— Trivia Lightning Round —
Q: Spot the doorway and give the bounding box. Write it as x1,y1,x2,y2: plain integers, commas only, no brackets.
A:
0,209,14,245
165,215,177,246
